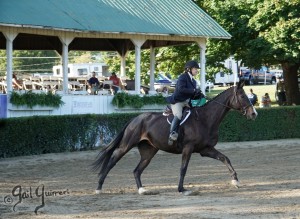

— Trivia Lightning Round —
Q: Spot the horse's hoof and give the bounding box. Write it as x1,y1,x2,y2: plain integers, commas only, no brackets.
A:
138,187,159,195
181,190,194,196
138,187,147,195
95,189,102,194
231,179,240,188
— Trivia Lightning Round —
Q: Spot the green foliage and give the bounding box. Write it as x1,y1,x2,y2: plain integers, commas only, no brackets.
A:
103,45,200,82
10,91,64,108
112,92,166,108
247,0,300,104
219,106,300,141
0,107,299,158
103,50,152,84
195,0,300,104
0,113,139,158
198,0,259,66
0,50,60,75
0,50,103,76
248,0,300,64
155,45,200,78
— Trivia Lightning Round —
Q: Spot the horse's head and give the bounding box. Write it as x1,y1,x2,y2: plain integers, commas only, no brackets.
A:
231,80,258,120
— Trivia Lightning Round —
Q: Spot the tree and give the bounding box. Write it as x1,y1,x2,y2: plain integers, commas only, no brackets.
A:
103,45,201,85
200,0,258,61
0,50,60,76
248,0,300,105
103,50,151,84
189,0,259,82
196,0,300,105
0,50,5,75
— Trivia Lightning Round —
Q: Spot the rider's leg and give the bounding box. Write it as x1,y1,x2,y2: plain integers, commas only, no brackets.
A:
168,102,183,144
169,116,181,141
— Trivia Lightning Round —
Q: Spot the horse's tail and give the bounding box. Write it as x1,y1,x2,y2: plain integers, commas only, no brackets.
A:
91,119,132,174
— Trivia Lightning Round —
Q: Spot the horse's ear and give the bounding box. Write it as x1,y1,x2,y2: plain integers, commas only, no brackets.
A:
237,79,245,89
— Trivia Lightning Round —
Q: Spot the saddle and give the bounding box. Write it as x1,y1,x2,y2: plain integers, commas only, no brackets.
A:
162,105,191,125
163,98,206,117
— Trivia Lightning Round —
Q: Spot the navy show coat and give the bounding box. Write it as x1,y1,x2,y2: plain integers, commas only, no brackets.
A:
166,72,196,104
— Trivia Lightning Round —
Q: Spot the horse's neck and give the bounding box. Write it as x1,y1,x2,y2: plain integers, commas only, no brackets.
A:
201,90,232,128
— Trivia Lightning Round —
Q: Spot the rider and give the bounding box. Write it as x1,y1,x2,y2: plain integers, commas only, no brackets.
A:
166,60,204,145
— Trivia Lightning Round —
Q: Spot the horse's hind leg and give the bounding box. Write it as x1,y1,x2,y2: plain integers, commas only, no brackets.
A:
134,142,158,194
96,147,131,193
178,146,193,194
200,147,240,188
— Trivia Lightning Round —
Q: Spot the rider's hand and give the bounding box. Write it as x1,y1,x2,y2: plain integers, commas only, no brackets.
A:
194,89,204,99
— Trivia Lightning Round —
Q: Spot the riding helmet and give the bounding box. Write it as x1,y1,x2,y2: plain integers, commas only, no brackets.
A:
184,60,200,69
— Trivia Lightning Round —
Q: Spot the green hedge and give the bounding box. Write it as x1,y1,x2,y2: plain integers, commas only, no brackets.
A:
0,106,299,158
10,91,64,108
219,106,300,141
0,113,137,158
112,92,166,108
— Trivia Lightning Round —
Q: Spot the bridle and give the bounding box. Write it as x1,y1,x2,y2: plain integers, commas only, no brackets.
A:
230,90,253,115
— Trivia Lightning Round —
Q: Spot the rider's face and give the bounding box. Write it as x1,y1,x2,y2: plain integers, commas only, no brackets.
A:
191,67,199,76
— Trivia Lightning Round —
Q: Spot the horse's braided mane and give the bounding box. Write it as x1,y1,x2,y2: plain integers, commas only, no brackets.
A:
195,85,235,108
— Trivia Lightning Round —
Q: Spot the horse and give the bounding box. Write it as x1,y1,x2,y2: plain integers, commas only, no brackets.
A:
92,80,257,195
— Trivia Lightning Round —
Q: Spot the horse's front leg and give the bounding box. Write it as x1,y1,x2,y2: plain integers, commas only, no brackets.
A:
200,147,239,188
178,147,193,195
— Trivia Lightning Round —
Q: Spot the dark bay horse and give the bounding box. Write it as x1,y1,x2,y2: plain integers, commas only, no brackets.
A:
92,81,257,195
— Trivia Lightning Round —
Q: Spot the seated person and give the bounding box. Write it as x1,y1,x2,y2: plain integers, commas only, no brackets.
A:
247,88,257,105
260,93,271,108
109,72,122,94
12,73,22,90
88,72,100,94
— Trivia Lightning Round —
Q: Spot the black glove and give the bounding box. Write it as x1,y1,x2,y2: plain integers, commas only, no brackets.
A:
193,89,204,99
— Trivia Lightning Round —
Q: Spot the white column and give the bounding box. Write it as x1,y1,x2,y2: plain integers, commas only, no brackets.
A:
3,32,18,94
120,51,128,77
59,35,74,94
131,38,146,94
149,45,156,95
234,58,239,86
197,39,207,95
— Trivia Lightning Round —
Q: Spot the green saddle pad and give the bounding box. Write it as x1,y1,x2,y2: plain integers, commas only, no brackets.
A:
191,98,206,107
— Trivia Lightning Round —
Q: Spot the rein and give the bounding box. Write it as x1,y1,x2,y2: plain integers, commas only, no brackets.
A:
203,91,252,116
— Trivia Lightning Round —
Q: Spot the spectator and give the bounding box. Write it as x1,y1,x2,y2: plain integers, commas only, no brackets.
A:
12,73,22,90
247,88,258,105
109,72,122,94
88,72,100,95
277,77,287,105
260,93,271,108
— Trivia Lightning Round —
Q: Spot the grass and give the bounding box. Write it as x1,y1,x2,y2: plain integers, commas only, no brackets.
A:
206,84,278,107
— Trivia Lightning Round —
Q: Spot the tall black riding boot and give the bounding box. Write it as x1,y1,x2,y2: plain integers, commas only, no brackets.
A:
168,116,181,145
